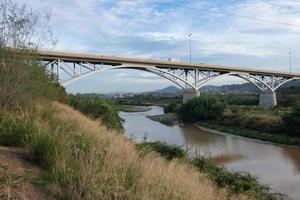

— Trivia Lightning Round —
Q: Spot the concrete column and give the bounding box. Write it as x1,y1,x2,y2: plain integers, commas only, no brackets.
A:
183,88,199,103
259,90,277,108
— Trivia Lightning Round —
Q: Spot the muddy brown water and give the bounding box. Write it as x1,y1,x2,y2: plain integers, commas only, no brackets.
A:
119,106,300,200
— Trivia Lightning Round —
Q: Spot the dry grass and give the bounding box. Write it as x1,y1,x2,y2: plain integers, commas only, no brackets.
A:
0,147,54,200
51,102,250,200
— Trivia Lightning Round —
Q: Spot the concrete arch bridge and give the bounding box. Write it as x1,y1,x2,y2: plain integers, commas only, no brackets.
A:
38,50,300,108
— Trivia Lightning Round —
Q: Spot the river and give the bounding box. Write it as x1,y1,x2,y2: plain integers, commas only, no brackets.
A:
119,106,300,200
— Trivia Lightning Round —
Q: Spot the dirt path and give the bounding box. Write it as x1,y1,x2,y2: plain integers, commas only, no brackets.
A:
0,146,55,200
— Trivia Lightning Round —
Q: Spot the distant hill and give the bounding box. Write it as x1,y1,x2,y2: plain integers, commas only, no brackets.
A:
154,86,181,94
150,80,300,96
73,80,300,99
201,83,259,94
277,80,300,95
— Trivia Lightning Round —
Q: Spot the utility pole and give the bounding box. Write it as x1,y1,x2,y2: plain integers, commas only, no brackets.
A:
188,33,192,64
289,51,292,73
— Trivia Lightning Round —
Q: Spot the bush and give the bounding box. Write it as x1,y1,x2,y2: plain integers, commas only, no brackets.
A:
179,96,226,122
29,131,61,169
68,95,123,131
282,101,300,135
193,158,275,199
137,142,277,199
0,112,35,147
163,102,178,113
219,94,259,106
136,142,187,160
160,119,175,126
0,48,68,109
0,0,65,109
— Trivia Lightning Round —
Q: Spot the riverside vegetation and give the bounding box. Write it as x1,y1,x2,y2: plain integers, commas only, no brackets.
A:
137,142,284,200
68,94,123,131
0,1,260,199
163,96,300,147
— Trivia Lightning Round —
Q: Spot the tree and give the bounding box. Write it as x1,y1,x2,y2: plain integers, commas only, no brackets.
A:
0,0,65,109
179,96,226,122
68,95,123,131
0,0,56,49
164,102,178,113
282,101,300,135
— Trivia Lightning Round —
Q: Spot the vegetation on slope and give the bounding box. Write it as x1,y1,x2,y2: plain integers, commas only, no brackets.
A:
282,101,300,135
179,96,226,122
174,92,300,146
1,101,252,200
198,122,300,147
137,142,282,200
68,95,123,131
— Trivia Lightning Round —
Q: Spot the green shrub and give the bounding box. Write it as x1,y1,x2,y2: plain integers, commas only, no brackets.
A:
0,49,68,110
29,132,61,170
163,102,178,113
160,119,175,126
193,158,276,199
218,94,259,106
136,142,187,160
68,95,123,131
0,113,35,147
179,96,226,122
282,101,300,135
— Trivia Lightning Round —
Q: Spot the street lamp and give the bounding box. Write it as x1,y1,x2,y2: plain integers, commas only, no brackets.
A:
289,51,292,73
188,33,192,64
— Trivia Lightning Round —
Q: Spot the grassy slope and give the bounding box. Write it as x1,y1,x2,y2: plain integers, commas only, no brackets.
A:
51,102,248,200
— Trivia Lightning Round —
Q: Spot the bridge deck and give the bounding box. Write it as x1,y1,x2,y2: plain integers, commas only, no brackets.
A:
38,50,300,78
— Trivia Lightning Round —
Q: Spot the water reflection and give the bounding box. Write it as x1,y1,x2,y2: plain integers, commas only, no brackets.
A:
282,148,300,173
120,106,300,200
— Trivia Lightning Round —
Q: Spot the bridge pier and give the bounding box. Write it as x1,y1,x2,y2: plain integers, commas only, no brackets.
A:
259,91,277,108
183,88,199,103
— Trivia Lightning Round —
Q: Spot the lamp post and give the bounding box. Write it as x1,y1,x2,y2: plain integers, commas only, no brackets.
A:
188,33,192,64
289,51,292,73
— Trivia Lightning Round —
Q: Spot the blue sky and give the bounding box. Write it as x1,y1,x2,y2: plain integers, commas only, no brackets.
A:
17,0,300,93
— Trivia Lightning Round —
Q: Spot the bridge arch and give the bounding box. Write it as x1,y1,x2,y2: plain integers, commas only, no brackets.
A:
56,62,300,95
273,77,300,91
195,72,273,92
61,64,197,91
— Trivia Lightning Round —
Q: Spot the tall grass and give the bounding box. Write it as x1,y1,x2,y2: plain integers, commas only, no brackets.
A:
0,102,248,200
137,142,280,200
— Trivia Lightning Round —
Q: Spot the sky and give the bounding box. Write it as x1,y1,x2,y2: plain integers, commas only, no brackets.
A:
17,0,300,93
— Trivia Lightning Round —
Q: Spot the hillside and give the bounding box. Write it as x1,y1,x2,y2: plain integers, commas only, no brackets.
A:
0,101,250,200
153,80,300,96
154,86,182,94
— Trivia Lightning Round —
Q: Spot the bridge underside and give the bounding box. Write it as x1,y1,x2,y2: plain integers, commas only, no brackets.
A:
42,58,299,108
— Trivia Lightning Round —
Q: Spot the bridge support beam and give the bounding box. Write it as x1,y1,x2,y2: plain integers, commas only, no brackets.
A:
259,91,277,108
183,88,199,103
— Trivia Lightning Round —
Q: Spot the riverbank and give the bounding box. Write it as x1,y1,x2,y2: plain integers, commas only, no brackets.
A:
137,142,284,200
118,105,151,112
147,113,180,126
146,109,300,148
121,105,300,199
197,122,300,147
